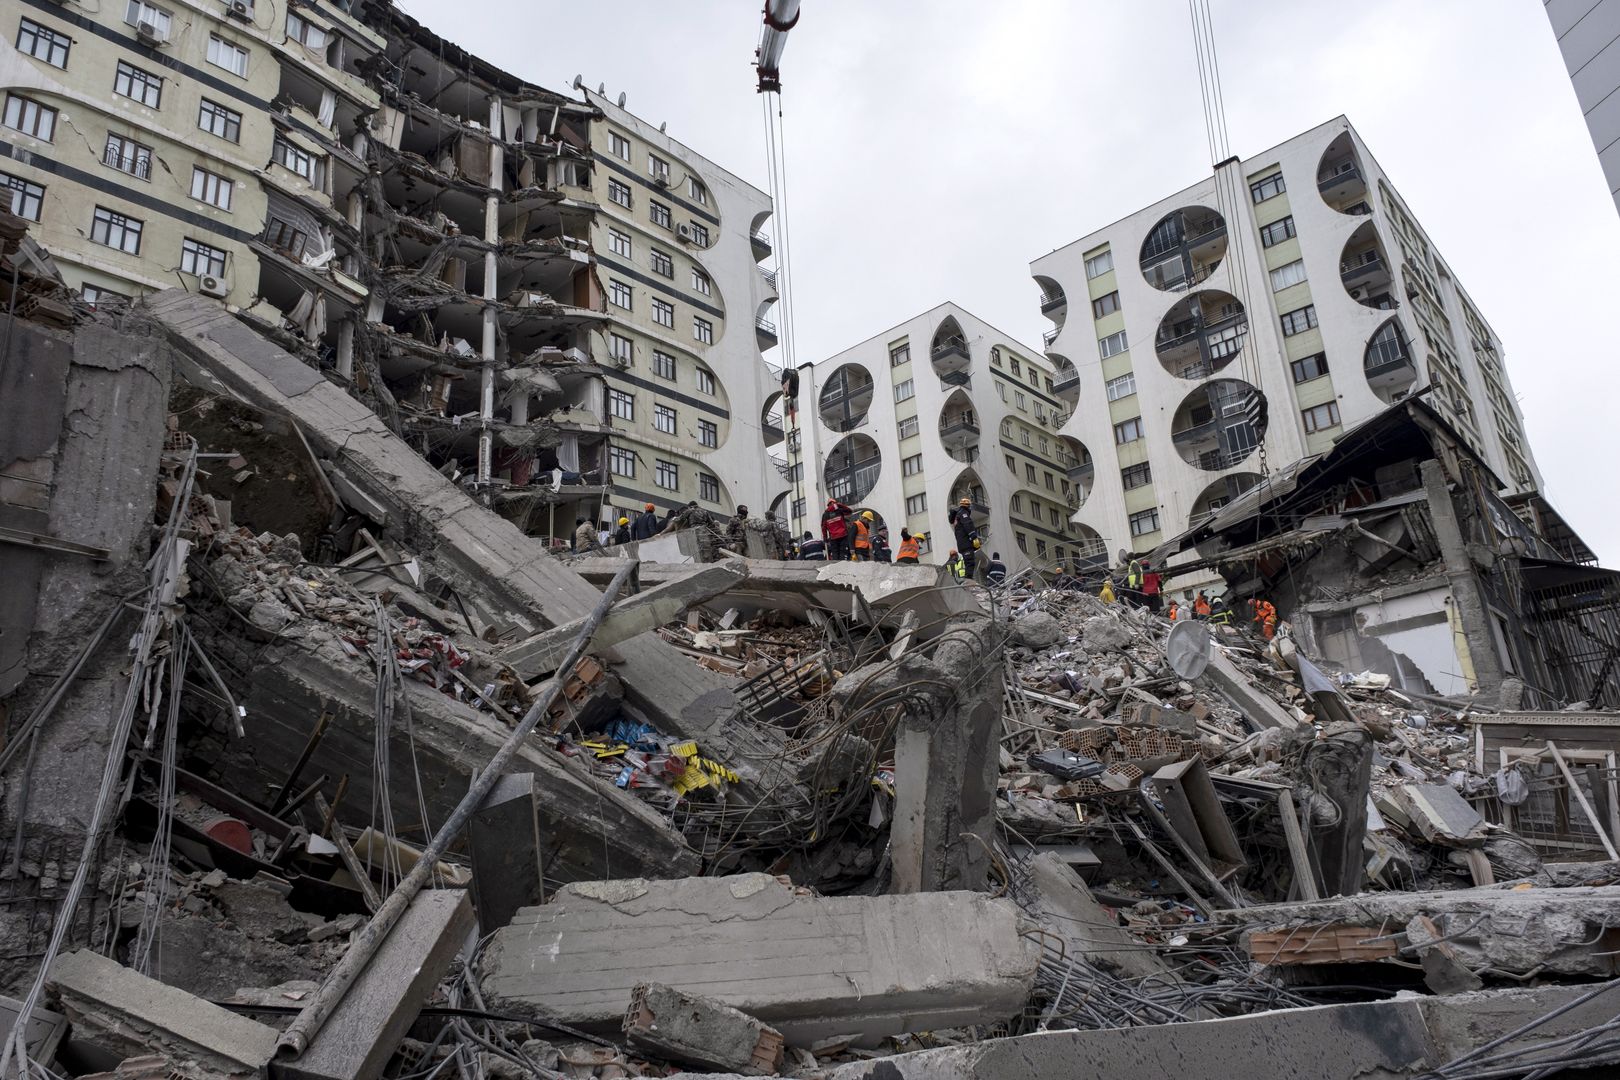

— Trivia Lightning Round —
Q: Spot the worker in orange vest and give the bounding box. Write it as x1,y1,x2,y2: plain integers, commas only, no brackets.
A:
851,511,875,561
1166,599,1180,622
1252,598,1278,640
896,529,921,564
1193,591,1212,619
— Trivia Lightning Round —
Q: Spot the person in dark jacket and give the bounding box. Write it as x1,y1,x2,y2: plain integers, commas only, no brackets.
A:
613,516,632,545
799,531,826,560
948,499,979,576
821,499,853,561
632,501,660,541
985,552,1007,587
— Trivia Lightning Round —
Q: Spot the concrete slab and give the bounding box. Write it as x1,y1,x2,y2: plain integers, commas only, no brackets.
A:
277,890,475,1080
623,983,783,1076
1018,852,1178,986
481,874,1038,1048
1202,647,1300,731
48,950,278,1078
469,773,545,932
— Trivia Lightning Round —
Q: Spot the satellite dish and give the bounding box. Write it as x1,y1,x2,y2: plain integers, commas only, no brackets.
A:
617,92,627,107
571,75,582,90
597,82,605,94
659,121,667,133
1165,619,1211,679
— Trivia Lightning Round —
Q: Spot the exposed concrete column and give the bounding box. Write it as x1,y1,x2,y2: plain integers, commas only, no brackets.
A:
478,94,504,488
1420,459,1504,696
336,318,355,381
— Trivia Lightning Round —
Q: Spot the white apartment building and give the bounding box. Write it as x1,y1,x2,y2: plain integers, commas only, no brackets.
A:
582,89,789,524
1031,116,1542,562
788,303,1097,573
1546,0,1620,215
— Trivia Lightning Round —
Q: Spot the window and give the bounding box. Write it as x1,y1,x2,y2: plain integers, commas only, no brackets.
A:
603,334,632,366
902,454,923,477
906,493,927,516
1280,304,1318,336
651,298,675,327
689,222,710,247
1121,462,1153,490
1098,329,1129,358
1249,172,1285,203
991,350,1003,367
1025,463,1037,482
894,379,915,403
81,285,130,309
699,473,720,502
690,178,708,205
1036,405,1048,424
1036,538,1049,559
1039,436,1049,455
1269,259,1307,292
1302,400,1341,433
608,179,632,208
180,237,227,278
897,415,919,440
1,173,43,221
996,382,1007,402
206,35,249,77
650,201,672,229
609,132,630,160
1046,376,1055,393
285,11,327,48
198,99,242,142
693,317,713,345
271,137,323,185
1044,471,1055,490
1084,250,1113,279
1260,215,1296,248
1049,507,1061,527
1015,392,1026,411
650,249,673,277
609,445,636,477
103,134,152,179
1010,357,1022,376
648,153,669,181
653,403,677,434
652,350,676,380
695,368,715,395
1021,428,1033,447
608,228,632,258
263,217,308,258
691,269,711,296
1105,372,1136,401
1092,291,1121,319
605,387,635,421
655,459,679,490
190,167,233,211
1113,416,1145,444
17,19,70,68
609,279,633,309
90,206,142,254
124,1,171,40
1129,508,1161,536
3,96,55,141
698,419,718,448
1290,352,1329,383
1016,533,1028,553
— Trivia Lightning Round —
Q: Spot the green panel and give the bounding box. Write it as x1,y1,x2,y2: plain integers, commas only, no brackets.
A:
1114,438,1149,468
1124,485,1158,514
1272,281,1312,308
1284,328,1325,360
1101,352,1134,381
1092,309,1124,335
1293,376,1338,409
1108,397,1140,424
1304,427,1340,455
1262,236,1302,270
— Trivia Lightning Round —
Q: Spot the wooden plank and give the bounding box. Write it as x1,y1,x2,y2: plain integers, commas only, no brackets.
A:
1249,924,1398,966
1548,740,1620,860
1276,790,1322,902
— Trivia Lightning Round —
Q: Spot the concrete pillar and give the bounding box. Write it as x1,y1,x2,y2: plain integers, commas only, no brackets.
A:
478,94,504,488
1420,459,1504,696
336,318,355,381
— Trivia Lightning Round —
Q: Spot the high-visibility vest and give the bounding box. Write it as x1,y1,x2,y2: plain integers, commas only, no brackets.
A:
1167,603,1179,621
853,520,872,550
1127,559,1143,588
949,555,966,579
1194,597,1211,616
1099,580,1116,604
897,536,919,561
1255,600,1277,622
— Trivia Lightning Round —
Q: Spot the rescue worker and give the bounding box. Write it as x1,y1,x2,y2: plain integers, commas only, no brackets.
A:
985,551,1007,587
851,510,875,561
798,530,826,560
1208,594,1233,626
632,501,660,541
572,516,599,553
1252,597,1278,640
763,510,791,559
613,516,632,545
781,367,800,425
947,549,967,581
896,528,921,564
948,499,979,576
873,521,892,563
821,499,853,561
1126,556,1144,594
1099,577,1117,603
1194,591,1212,620
1166,599,1180,622
725,505,749,553
1142,564,1162,613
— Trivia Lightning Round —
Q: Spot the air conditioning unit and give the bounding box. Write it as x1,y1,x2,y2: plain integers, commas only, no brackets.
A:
652,174,669,188
136,19,162,43
1350,287,1365,300
198,274,229,299
225,0,250,19
676,223,693,243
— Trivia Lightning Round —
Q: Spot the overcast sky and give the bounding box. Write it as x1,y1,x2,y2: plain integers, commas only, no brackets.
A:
403,0,1620,561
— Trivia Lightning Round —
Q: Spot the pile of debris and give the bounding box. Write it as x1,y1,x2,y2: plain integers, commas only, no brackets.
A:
5,291,1620,1080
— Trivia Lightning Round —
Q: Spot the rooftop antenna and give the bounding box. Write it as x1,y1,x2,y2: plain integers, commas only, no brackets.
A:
659,121,667,133
617,92,627,108
597,82,605,95
571,74,582,90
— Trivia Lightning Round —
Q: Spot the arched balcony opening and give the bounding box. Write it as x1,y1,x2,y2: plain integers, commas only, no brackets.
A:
1139,205,1227,292
1156,290,1248,379
1171,379,1266,471
817,364,873,432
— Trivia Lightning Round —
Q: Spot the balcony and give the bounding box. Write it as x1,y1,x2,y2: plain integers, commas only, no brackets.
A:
940,369,971,388
1365,353,1416,381
1340,251,1385,285
103,146,152,180
1172,419,1220,449
756,314,779,349
1066,461,1094,484
940,415,980,449
1318,162,1362,193
932,338,970,366
1053,370,1080,397
760,266,778,291
762,418,784,446
828,458,880,501
1196,447,1253,471
750,230,773,258
1040,292,1067,315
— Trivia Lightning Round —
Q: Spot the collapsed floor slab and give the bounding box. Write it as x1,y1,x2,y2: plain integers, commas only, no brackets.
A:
480,873,1038,1047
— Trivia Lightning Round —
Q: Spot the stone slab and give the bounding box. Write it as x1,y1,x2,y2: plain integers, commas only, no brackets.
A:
469,773,545,932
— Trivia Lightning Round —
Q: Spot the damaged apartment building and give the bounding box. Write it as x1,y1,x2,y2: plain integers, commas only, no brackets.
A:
0,0,787,543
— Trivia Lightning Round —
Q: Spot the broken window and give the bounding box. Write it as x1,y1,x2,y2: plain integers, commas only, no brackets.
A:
262,217,308,259
285,11,327,49
271,136,324,186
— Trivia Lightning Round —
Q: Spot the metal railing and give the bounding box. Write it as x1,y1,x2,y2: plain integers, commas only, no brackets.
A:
940,370,971,388
103,146,151,179
760,267,778,290
755,315,778,338
940,416,981,441
932,338,970,363
1365,355,1416,381
1172,419,1219,446
750,229,772,250
1318,163,1362,191
1052,371,1080,396
1040,292,1066,313
1042,327,1061,347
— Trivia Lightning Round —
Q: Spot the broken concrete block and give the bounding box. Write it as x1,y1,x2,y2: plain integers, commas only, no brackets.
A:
481,874,1038,1047
1392,783,1489,846
277,889,475,1080
1121,701,1197,735
1018,852,1176,986
469,773,545,932
1081,615,1131,654
1201,648,1299,731
1009,611,1062,649
47,950,278,1077
1149,757,1245,877
623,983,784,1076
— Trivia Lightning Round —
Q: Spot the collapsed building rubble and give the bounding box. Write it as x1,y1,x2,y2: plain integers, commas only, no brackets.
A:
5,273,1620,1080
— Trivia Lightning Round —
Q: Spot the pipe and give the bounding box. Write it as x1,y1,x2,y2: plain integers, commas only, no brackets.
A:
755,0,802,89
275,560,638,1060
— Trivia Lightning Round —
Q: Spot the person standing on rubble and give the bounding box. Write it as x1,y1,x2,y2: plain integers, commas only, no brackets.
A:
896,528,920,564
726,505,750,554
572,516,600,554
947,548,966,580
1166,598,1180,621
633,502,661,541
1124,555,1144,606
851,510,875,561
1098,576,1117,603
948,499,979,576
985,551,1007,587
799,530,825,560
1208,593,1233,626
1142,563,1162,613
1194,591,1211,619
763,510,791,559
613,516,631,545
1251,597,1278,640
821,498,853,561
873,520,892,563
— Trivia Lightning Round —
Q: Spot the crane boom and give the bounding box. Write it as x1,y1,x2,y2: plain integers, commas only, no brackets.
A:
755,0,801,93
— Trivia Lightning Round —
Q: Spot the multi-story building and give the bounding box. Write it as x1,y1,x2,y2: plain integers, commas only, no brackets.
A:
789,303,1096,573
581,88,786,524
1545,0,1620,216
1031,116,1542,564
0,1,782,545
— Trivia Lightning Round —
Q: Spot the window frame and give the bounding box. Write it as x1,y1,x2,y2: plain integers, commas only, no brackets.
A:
1260,215,1296,248
1084,250,1113,279
654,459,679,491
90,205,143,254
1280,304,1319,337
699,473,720,501
206,34,250,78
691,268,711,296
103,133,153,180
0,172,44,221
607,387,635,421
1121,461,1153,490
198,98,242,143
894,378,915,403
271,136,322,185
650,201,672,229
608,227,632,258
285,11,327,49
648,153,670,181
3,95,56,141
1113,416,1145,445
1302,400,1341,434
17,18,71,68
651,297,675,328
689,177,708,204
608,332,634,364
1105,372,1136,401
649,248,673,277
262,217,308,258
124,1,171,39
608,132,631,161
896,415,919,440
902,453,923,477
689,222,710,247
698,419,718,448
608,279,633,310
1129,508,1161,537
1269,258,1307,292
692,317,713,345
1249,172,1285,203
609,445,636,478
651,350,677,380
1098,329,1129,358
180,237,228,278
653,402,677,435
1092,290,1121,319
190,166,234,211
1290,352,1329,384
608,178,633,208
905,493,928,516
695,368,715,395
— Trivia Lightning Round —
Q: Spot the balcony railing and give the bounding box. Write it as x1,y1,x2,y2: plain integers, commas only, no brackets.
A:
1196,447,1253,471
1172,419,1219,446
762,419,784,446
1040,292,1067,314
1318,163,1362,192
828,458,881,500
932,339,970,364
104,147,152,179
760,267,778,291
1365,354,1416,381
1067,461,1094,483
1340,252,1385,283
1053,371,1080,397
750,229,773,255
940,417,981,441
755,315,779,345
1042,327,1061,347
940,369,971,388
